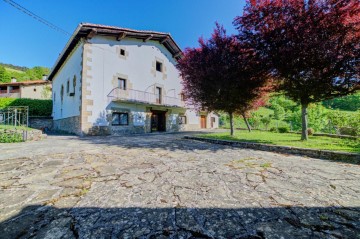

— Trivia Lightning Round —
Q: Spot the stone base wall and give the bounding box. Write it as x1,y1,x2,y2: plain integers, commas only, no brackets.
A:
53,116,81,135
29,117,53,131
0,129,45,142
88,126,111,136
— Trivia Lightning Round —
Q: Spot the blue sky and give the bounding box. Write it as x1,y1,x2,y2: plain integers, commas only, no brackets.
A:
0,0,245,68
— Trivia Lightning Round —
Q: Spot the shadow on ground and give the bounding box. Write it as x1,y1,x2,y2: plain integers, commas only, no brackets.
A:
67,131,226,153
1,205,359,238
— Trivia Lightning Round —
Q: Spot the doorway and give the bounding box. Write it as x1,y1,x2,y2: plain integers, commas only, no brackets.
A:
151,110,166,132
200,115,207,129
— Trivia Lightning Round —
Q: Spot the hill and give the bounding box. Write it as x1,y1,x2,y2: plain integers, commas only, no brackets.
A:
0,62,50,83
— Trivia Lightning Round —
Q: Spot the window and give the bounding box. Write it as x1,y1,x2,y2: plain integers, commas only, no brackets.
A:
155,87,162,104
180,93,186,101
61,85,64,103
73,75,77,94
120,49,125,56
118,78,126,90
179,116,187,124
112,112,129,125
66,80,70,93
156,61,163,72
33,88,37,92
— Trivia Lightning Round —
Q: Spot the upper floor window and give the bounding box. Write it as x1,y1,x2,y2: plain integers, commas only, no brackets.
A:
155,87,162,104
156,61,163,72
120,49,125,56
118,78,126,90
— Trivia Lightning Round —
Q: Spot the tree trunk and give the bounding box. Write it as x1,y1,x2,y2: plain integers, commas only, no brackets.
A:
229,112,234,136
242,113,252,132
301,103,309,141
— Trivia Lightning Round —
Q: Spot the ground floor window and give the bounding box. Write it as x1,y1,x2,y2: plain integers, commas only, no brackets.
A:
112,112,129,125
179,115,187,124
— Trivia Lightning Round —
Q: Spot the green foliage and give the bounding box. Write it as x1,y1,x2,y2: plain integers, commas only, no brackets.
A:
286,104,329,132
0,63,49,83
248,112,261,129
0,98,52,116
0,66,11,83
260,116,272,130
273,104,285,120
0,130,23,143
269,127,278,132
323,92,360,111
278,127,290,133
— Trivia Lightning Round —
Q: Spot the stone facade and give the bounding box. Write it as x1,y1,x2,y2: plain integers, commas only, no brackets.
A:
53,116,81,135
29,117,53,131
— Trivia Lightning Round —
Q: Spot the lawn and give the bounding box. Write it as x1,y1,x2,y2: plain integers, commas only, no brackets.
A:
200,130,360,153
0,125,33,131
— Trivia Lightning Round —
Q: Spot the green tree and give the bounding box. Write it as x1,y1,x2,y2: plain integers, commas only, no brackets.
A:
0,66,11,83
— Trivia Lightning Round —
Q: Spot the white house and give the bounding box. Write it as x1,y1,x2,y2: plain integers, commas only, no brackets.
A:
48,23,219,135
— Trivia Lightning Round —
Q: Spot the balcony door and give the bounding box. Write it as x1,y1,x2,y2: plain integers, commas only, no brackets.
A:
155,87,162,104
151,110,166,132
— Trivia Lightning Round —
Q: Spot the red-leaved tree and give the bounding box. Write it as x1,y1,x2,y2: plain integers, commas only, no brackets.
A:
177,24,271,135
235,0,360,140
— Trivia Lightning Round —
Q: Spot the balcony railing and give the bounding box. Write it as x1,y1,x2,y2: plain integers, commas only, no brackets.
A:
0,90,7,94
108,88,184,107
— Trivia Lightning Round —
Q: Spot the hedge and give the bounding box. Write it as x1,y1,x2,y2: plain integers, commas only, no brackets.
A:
0,98,52,117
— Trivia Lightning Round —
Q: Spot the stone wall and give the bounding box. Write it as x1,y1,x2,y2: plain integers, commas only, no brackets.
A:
53,116,81,135
184,136,360,164
0,128,45,142
29,117,53,131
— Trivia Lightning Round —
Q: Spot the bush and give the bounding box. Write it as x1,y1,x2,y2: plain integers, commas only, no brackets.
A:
0,98,52,116
307,128,315,135
278,127,290,133
339,127,357,136
0,131,23,143
269,127,278,132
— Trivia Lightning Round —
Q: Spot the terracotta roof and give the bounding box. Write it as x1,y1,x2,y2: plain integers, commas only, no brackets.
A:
0,80,50,87
48,23,183,81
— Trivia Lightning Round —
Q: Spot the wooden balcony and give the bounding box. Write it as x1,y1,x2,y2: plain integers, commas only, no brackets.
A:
108,88,184,108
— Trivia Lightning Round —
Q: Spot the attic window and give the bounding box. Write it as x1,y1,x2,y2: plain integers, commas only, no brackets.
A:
156,61,163,72
120,49,125,56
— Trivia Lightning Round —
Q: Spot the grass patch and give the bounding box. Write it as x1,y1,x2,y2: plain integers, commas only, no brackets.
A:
0,125,33,131
199,130,360,153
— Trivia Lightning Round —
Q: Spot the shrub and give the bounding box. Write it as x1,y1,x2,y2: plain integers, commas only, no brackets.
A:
0,131,23,143
260,116,272,130
269,127,278,132
339,127,357,136
307,128,315,136
278,127,290,133
0,98,52,116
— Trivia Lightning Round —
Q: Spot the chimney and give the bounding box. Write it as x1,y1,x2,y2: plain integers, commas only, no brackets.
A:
42,75,48,81
11,77,17,83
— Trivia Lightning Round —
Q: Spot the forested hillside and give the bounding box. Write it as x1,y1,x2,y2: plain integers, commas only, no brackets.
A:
0,63,50,83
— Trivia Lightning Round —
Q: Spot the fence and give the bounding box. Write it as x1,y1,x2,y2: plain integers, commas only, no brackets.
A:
0,106,29,127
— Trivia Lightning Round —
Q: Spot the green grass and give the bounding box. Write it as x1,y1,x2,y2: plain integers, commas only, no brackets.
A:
0,125,33,131
5,67,24,74
200,130,360,153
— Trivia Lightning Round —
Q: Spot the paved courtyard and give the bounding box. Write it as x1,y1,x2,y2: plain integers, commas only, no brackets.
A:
0,132,359,238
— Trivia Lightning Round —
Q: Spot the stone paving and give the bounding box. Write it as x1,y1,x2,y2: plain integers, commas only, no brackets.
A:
0,132,359,238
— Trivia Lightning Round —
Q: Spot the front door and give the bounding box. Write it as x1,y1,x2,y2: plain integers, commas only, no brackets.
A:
200,115,207,129
151,111,166,132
